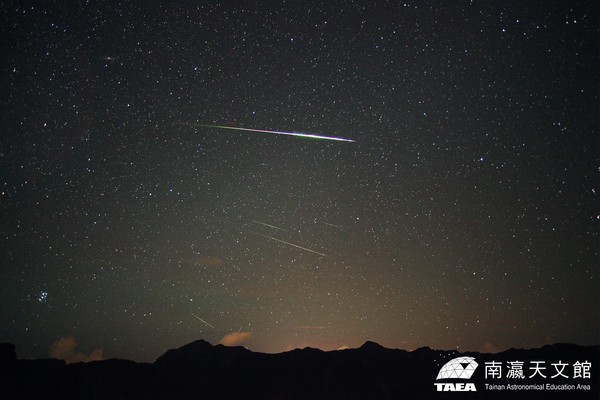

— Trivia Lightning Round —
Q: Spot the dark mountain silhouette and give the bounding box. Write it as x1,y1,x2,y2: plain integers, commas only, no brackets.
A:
1,340,598,399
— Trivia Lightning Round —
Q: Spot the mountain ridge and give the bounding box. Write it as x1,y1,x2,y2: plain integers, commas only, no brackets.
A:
1,341,598,399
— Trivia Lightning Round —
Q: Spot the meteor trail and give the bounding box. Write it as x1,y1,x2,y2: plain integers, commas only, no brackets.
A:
180,123,355,142
254,233,327,257
192,314,215,328
252,220,288,231
297,325,325,330
320,221,343,229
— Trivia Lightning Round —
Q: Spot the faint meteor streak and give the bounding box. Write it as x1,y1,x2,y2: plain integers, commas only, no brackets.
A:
192,313,215,328
297,325,325,330
254,233,327,257
320,221,343,229
180,123,355,142
252,220,288,231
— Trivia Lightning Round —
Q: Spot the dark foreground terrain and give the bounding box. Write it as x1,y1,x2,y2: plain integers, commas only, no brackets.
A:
1,340,598,399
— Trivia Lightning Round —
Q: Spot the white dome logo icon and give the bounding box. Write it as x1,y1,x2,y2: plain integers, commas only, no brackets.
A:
436,356,478,380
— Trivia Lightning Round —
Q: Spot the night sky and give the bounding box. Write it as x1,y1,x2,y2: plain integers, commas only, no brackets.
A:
1,1,598,363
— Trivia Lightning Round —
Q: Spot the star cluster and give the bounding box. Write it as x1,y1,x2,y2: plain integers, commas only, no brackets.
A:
1,1,598,362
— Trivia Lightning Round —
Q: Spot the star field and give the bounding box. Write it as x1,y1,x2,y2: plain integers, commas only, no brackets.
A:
1,1,598,362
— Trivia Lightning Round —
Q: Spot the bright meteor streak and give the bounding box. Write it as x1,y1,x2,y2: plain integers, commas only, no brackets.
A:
180,123,355,142
254,233,327,257
252,220,288,231
192,314,215,328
